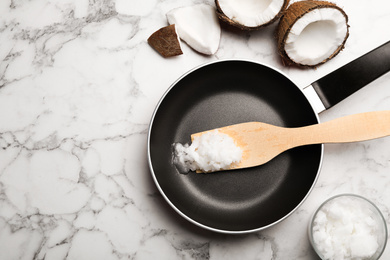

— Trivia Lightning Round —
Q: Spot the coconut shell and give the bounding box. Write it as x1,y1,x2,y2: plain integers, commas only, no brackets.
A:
276,1,349,67
215,0,290,30
148,24,183,58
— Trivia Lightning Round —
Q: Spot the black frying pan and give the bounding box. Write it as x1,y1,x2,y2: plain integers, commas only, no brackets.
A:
148,41,390,233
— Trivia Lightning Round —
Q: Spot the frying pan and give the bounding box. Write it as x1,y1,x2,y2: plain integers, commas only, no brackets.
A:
148,40,390,234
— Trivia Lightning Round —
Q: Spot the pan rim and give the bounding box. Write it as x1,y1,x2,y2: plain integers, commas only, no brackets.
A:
147,59,324,234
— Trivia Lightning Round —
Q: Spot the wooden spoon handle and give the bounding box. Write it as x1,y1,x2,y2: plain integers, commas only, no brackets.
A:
292,111,390,146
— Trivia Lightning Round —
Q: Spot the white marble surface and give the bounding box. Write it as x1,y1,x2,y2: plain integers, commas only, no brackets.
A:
1,0,390,259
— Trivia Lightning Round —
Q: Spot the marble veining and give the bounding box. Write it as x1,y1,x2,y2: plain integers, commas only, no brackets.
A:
1,0,390,259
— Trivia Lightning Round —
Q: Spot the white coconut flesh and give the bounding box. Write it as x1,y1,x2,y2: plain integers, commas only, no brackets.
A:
218,0,285,27
167,4,221,55
285,8,348,66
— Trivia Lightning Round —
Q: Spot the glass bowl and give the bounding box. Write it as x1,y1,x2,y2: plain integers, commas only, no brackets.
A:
309,194,387,260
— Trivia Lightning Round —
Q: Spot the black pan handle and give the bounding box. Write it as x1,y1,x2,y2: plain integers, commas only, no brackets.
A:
311,40,390,109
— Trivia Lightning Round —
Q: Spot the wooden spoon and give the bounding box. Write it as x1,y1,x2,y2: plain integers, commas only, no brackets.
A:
191,111,390,171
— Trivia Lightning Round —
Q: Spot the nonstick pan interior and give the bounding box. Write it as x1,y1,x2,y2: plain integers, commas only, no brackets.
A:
148,60,323,233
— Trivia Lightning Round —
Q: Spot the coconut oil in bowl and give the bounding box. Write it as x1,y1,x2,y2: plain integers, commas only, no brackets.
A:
309,194,387,260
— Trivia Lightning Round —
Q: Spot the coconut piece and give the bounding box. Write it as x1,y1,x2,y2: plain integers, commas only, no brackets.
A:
277,1,349,67
215,0,289,30
167,4,221,55
148,24,183,58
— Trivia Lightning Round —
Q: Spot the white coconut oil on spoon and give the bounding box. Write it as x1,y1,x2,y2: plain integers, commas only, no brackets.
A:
172,130,242,173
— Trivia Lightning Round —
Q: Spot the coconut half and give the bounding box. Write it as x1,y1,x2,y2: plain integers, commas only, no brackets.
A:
215,0,289,30
277,1,349,67
167,4,221,55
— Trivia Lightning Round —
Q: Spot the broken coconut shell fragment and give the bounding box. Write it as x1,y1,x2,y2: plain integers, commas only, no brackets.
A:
148,24,183,58
167,4,221,55
215,0,289,30
277,1,349,67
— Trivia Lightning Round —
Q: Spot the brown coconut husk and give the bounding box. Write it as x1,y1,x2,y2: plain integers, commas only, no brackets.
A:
215,0,290,30
148,24,183,58
276,1,349,67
